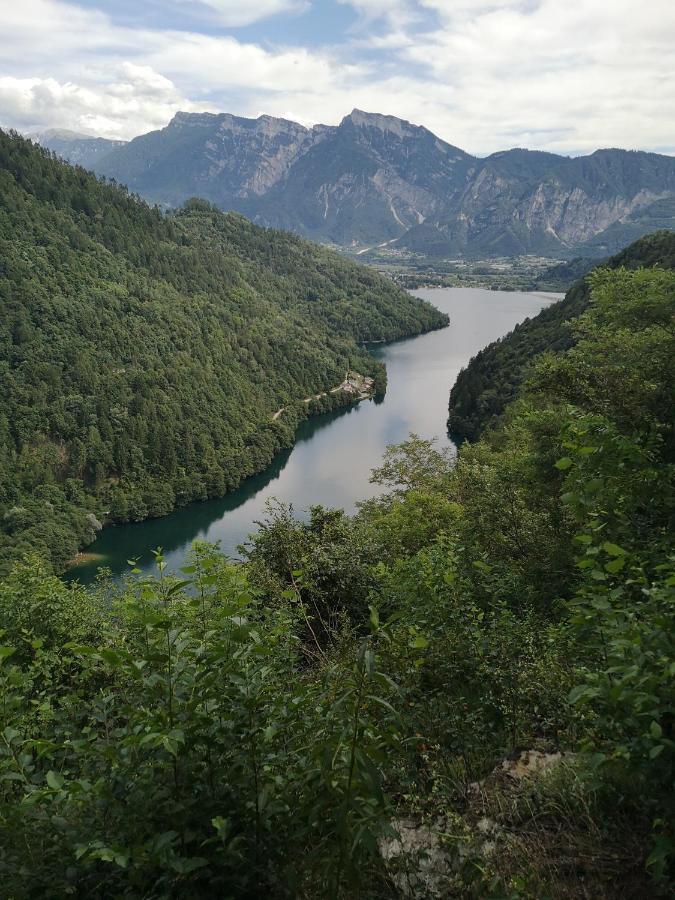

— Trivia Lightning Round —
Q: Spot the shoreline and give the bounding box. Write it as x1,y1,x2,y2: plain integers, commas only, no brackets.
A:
67,551,106,569
63,319,447,579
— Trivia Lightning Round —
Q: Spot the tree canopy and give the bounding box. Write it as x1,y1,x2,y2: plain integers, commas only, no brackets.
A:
0,254,672,896
447,230,675,441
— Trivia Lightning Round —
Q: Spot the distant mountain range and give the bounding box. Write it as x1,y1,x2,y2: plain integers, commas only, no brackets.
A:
33,128,126,168
35,111,675,257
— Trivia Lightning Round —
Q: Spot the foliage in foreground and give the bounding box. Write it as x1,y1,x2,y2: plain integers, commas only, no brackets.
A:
0,265,673,897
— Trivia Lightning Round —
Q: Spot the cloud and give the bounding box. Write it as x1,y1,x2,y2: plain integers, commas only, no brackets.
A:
180,0,308,27
401,0,675,153
0,63,206,139
337,0,418,29
147,33,367,96
0,0,673,155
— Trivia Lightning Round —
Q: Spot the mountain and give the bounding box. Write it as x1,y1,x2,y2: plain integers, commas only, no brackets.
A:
73,109,675,255
0,129,447,572
91,109,474,245
252,110,474,245
447,229,675,441
90,111,317,210
33,128,126,168
402,148,675,257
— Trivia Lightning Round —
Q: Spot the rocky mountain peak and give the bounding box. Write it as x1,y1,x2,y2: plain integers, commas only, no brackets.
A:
35,127,97,142
168,110,309,139
169,111,219,128
40,108,675,256
342,109,420,139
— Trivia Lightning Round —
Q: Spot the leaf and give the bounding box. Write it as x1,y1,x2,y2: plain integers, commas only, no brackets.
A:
591,597,610,610
3,727,20,745
212,817,229,836
46,770,64,791
368,695,398,717
568,685,591,705
410,635,429,650
0,646,16,661
602,541,626,557
555,457,573,470
649,721,662,740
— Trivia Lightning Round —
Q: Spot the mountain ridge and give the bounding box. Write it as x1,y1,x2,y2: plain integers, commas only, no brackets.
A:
34,110,675,256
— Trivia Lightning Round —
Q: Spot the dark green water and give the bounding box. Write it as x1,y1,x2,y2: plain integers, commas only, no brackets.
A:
67,288,560,584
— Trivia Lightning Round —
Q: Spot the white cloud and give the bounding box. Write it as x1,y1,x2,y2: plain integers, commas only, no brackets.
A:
0,0,673,155
146,33,367,96
0,63,207,139
337,0,417,29
180,0,308,27
402,0,675,153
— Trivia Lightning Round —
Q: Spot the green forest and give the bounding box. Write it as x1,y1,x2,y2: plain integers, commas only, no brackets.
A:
0,231,673,898
447,230,675,442
0,131,447,574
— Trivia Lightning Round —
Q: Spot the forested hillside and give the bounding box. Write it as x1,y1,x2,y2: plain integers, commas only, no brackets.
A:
0,260,672,897
0,131,447,573
448,230,675,441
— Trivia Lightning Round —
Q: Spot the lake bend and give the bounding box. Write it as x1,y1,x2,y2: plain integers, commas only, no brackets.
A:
66,287,561,584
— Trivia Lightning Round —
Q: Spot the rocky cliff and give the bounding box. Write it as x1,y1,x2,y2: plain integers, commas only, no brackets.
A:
35,111,675,256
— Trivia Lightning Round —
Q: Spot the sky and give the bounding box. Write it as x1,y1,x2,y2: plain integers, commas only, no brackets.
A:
0,0,673,156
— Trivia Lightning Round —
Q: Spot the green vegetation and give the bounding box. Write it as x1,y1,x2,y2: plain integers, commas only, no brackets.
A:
345,248,602,293
0,131,447,573
448,230,675,441
0,258,672,896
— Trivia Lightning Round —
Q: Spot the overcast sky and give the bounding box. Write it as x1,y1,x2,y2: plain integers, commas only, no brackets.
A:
0,0,673,155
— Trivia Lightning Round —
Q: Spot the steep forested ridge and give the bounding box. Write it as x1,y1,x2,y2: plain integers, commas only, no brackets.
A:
0,251,672,897
0,130,447,572
448,230,675,441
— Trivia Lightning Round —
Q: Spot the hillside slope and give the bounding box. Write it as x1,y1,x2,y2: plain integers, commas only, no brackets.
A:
0,130,447,572
400,149,675,257
1,250,672,899
447,230,675,441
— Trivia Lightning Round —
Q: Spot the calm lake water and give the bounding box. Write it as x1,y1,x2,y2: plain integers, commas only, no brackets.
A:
67,288,560,584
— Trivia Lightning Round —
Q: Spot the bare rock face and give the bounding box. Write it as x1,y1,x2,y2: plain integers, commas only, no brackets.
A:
91,111,327,210
56,109,675,255
380,749,572,897
499,749,565,781
85,512,103,533
200,113,321,196
380,817,456,898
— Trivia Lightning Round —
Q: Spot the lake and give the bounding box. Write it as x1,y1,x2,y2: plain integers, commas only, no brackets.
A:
67,287,561,584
